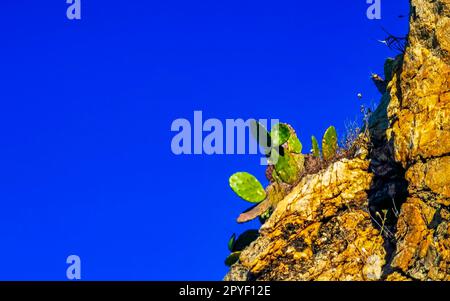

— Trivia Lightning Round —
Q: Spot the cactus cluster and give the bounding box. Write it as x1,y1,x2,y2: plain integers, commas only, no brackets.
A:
228,122,304,220
230,121,305,214
268,124,305,185
310,126,339,162
225,121,305,266
225,122,340,266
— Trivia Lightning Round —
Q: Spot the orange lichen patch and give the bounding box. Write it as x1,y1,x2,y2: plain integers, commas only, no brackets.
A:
387,0,450,166
299,222,321,246
385,0,450,281
419,232,433,259
238,236,279,273
391,198,435,271
293,248,313,261
436,15,450,53
386,272,413,281
435,227,450,262
406,157,450,199
389,197,450,280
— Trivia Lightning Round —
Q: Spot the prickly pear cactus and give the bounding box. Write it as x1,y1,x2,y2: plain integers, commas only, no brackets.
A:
286,125,302,154
229,172,267,203
322,126,338,161
311,136,320,158
270,123,291,147
274,150,304,185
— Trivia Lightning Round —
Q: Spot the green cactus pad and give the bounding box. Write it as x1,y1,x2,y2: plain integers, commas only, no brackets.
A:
274,150,301,184
287,130,302,154
229,172,267,203
311,136,320,157
322,126,338,161
250,120,272,154
270,123,291,147
228,233,236,252
224,251,242,267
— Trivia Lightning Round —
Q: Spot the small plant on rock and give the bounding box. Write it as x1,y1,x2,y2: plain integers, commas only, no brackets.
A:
229,172,267,204
225,121,305,266
311,136,320,158
308,126,339,162
322,126,338,162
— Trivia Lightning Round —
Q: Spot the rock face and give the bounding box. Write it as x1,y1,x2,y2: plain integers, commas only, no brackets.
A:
226,158,386,281
225,0,450,281
386,0,450,281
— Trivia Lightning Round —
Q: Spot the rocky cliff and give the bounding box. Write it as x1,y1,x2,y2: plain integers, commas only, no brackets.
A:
225,0,450,281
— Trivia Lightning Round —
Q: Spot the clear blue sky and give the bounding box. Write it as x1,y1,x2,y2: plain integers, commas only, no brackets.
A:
0,1,409,280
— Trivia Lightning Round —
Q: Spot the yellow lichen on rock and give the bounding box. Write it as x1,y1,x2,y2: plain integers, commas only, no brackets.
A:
406,157,450,200
387,0,450,166
386,272,413,281
391,198,435,271
386,0,450,281
391,198,450,280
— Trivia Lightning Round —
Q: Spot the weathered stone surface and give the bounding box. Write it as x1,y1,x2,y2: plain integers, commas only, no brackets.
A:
223,263,249,281
387,0,450,166
386,0,450,280
225,159,385,281
391,198,450,280
261,158,373,233
406,157,450,201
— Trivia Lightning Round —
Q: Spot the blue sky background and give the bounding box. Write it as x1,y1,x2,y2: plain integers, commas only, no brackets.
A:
0,1,409,280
